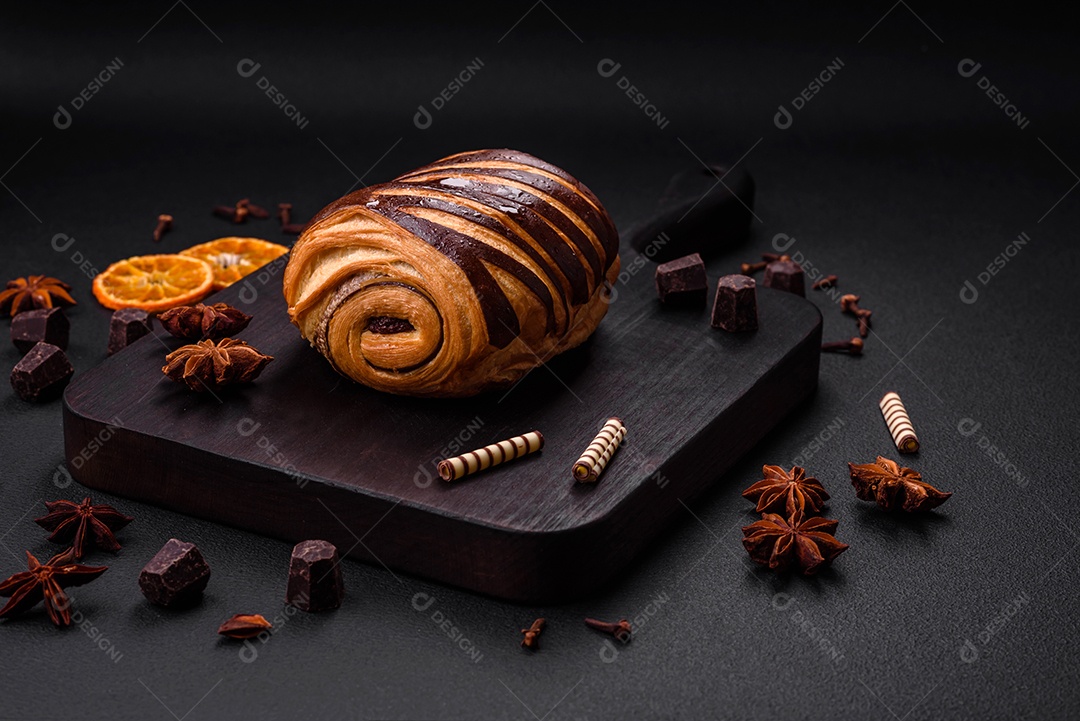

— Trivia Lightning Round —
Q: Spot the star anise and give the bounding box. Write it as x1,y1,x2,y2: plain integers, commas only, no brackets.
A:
0,275,76,317
218,613,273,639
34,497,134,559
742,465,830,516
0,549,108,627
163,338,274,392
848,456,952,512
158,302,253,340
742,511,849,575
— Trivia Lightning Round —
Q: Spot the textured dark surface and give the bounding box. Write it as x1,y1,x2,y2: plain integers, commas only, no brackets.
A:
1,2,1078,720
627,164,755,263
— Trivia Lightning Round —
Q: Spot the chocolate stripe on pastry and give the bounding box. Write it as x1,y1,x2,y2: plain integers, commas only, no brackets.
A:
283,148,620,398
392,179,596,304
406,174,605,284
397,150,589,201
399,149,617,239
400,166,617,264
445,166,616,248
378,184,572,327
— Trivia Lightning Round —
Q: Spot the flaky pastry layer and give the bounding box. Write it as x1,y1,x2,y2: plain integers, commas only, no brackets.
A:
282,149,620,397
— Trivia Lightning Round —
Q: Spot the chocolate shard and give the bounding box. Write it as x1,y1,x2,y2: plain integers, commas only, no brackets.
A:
108,308,153,355
762,258,805,297
11,307,69,353
711,274,759,332
138,538,211,607
11,342,74,402
655,253,707,305
629,164,755,263
285,539,344,612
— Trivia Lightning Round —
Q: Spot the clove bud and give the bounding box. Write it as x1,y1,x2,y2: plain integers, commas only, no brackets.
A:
584,617,631,643
520,617,545,650
153,214,173,242
237,198,270,219
213,204,248,223
821,337,864,355
840,294,872,337
277,202,292,227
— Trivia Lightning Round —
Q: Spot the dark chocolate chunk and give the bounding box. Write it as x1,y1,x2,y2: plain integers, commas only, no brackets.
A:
711,274,759,332
11,307,69,353
108,308,153,355
655,253,708,305
763,259,805,297
10,342,74,402
628,164,755,263
138,538,211,607
285,540,344,612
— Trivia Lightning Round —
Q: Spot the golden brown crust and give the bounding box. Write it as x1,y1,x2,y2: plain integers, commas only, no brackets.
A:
283,149,620,397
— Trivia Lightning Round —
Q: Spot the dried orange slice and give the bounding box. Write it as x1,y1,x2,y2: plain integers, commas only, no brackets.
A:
180,237,290,291
92,254,215,312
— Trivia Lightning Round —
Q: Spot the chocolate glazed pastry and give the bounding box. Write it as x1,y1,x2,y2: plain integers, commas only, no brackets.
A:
283,149,621,397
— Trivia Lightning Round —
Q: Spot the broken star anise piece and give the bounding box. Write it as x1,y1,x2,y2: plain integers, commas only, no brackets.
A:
218,613,272,639
742,464,830,516
0,549,108,627
742,511,849,575
848,456,952,512
35,497,134,560
163,338,273,392
158,302,253,340
0,275,76,317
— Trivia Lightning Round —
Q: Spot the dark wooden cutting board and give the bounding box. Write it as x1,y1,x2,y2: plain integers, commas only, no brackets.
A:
63,249,821,602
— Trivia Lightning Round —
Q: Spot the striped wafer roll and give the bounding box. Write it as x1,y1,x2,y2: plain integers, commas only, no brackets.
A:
437,430,544,482
572,417,627,483
880,391,919,453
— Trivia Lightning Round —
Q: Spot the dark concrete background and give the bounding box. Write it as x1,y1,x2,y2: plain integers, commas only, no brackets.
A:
1,3,1077,719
